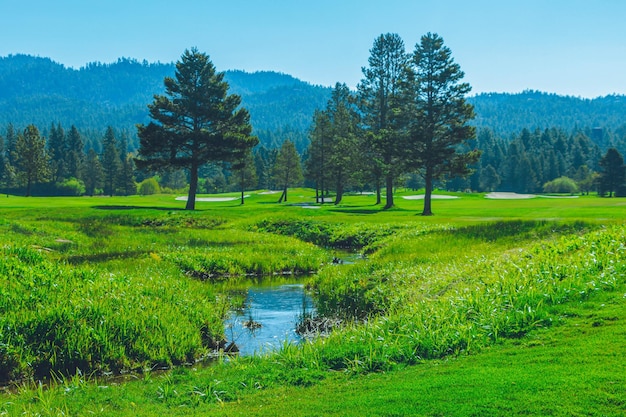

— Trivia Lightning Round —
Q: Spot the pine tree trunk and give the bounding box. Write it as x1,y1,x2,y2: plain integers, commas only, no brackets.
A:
422,169,434,216
335,180,343,205
186,164,198,210
384,174,394,209
240,171,245,205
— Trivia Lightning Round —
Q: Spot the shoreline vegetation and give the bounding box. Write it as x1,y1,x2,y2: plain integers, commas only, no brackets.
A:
1,190,625,415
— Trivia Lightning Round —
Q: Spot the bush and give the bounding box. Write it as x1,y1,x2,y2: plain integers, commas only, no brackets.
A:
542,176,579,194
138,177,160,195
55,178,86,196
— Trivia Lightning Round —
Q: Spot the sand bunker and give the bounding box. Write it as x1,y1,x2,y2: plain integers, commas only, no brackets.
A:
402,194,459,200
485,192,536,199
175,195,249,202
485,192,579,199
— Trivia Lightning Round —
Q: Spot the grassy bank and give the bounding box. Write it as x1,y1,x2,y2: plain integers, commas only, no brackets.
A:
0,190,624,415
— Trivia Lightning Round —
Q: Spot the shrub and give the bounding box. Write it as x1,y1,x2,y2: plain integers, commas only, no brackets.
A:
542,176,579,194
138,177,161,195
55,178,86,196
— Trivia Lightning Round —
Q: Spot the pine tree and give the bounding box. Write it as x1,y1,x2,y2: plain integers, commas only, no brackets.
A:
65,125,85,180
118,154,137,196
5,124,17,166
598,147,626,197
305,110,331,203
48,122,66,183
12,125,50,196
84,149,104,196
358,33,410,209
408,33,479,215
0,131,7,190
101,126,121,196
273,140,303,203
324,83,360,204
136,48,258,210
230,149,257,204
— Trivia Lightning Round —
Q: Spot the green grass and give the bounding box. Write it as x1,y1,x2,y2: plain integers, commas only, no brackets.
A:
0,189,625,416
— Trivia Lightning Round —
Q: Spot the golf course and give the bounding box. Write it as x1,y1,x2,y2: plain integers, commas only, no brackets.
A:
0,189,624,416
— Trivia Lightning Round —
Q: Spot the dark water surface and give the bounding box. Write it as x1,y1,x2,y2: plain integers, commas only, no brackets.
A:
224,282,315,356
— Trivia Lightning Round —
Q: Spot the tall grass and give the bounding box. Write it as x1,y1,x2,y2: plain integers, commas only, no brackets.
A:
306,222,624,372
0,245,227,381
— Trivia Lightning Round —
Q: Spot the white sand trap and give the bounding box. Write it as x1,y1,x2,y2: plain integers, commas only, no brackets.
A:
485,192,536,199
402,194,459,200
538,195,580,199
301,205,321,209
258,190,281,195
175,195,249,202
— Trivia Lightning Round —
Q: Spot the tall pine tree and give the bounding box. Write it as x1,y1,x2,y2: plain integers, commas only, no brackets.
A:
358,33,410,208
136,48,258,210
408,33,479,215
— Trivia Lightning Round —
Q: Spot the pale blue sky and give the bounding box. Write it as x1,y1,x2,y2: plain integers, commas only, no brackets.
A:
2,0,626,98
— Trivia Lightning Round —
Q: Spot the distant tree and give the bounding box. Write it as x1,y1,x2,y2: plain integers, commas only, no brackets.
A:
479,164,501,192
357,33,410,209
65,125,84,180
325,83,361,204
118,154,137,196
307,83,361,204
253,146,276,190
117,132,129,160
573,165,596,195
306,110,331,203
597,147,626,197
101,126,121,196
12,125,50,196
4,124,17,167
408,33,479,215
0,131,8,190
48,123,66,183
136,48,258,210
273,139,303,203
84,149,104,196
230,149,257,204
160,169,188,191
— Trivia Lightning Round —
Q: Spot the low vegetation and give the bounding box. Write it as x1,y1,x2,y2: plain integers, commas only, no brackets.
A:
0,190,624,416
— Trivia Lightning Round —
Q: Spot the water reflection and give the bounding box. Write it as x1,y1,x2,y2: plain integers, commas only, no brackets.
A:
224,283,315,356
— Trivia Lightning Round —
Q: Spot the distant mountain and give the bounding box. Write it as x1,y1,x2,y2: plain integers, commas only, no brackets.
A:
469,91,626,138
2,54,626,151
0,54,331,151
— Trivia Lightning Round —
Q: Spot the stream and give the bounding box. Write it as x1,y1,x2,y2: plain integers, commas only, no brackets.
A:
224,281,315,356
222,250,362,356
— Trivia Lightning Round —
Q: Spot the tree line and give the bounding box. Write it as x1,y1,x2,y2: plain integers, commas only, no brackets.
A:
0,121,308,200
2,38,626,204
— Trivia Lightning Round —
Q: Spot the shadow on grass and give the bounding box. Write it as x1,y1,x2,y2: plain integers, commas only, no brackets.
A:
330,206,412,215
92,205,189,211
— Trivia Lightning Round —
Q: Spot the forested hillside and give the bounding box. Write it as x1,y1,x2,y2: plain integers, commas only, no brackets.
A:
0,54,331,152
3,54,626,149
469,91,626,138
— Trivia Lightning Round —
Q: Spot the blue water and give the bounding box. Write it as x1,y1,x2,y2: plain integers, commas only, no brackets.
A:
224,283,315,356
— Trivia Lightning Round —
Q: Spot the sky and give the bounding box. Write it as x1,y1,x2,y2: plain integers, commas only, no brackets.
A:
2,0,626,98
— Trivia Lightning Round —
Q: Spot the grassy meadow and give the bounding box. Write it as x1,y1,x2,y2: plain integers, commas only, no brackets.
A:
0,189,625,416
